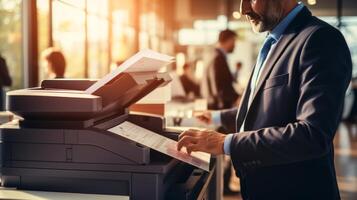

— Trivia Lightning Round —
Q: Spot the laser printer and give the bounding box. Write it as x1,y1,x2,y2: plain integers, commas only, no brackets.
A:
0,50,217,200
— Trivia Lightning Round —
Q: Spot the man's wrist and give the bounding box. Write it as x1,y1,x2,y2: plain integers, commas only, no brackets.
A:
223,133,234,155
211,111,222,126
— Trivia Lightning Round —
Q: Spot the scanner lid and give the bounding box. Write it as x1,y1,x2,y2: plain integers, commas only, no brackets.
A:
84,49,174,109
6,50,174,120
85,49,174,94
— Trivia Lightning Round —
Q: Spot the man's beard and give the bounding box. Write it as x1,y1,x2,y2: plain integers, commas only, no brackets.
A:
247,1,284,33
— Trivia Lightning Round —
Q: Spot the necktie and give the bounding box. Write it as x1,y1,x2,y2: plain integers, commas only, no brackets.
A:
251,36,277,91
239,35,276,132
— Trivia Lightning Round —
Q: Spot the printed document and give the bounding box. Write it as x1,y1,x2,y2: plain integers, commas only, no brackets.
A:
108,121,211,171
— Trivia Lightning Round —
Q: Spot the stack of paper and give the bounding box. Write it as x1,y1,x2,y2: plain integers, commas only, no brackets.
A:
85,49,174,94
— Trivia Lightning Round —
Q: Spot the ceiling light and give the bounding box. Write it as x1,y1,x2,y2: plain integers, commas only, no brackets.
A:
307,0,317,5
232,11,241,20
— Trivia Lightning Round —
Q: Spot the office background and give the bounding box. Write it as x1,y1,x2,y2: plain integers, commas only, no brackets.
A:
1,0,357,199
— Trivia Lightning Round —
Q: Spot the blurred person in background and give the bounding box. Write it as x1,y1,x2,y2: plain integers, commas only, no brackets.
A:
0,54,12,111
180,63,200,98
201,29,240,110
42,48,66,79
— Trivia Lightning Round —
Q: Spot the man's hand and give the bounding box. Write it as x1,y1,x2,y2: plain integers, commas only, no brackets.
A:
177,129,226,155
193,111,212,125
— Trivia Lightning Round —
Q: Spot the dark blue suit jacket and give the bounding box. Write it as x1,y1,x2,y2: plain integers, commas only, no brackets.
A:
221,7,352,200
202,49,239,109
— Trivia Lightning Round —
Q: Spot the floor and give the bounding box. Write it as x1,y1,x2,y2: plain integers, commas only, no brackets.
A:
224,122,357,200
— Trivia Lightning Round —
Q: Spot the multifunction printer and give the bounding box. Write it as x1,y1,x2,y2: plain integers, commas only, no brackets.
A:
0,50,216,200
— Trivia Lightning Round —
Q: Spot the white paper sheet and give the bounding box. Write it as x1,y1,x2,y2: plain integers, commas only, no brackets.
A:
85,49,174,94
108,121,211,171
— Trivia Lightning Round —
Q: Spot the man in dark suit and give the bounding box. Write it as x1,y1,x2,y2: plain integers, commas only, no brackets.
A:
201,29,239,110
180,63,201,98
178,0,352,199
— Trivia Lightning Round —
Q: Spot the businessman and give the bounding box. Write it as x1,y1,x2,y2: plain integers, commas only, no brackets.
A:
177,0,352,199
201,29,239,110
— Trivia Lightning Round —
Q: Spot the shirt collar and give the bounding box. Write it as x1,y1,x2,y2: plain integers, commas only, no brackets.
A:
269,2,305,41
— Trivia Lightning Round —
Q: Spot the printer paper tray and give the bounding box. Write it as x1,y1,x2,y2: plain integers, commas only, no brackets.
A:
0,160,214,200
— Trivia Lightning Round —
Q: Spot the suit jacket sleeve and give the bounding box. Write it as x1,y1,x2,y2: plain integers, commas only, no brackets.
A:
220,108,238,133
230,27,352,168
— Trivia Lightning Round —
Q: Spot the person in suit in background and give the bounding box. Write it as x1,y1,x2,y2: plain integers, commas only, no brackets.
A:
42,48,66,79
178,0,352,199
180,63,201,98
201,29,239,110
0,54,12,111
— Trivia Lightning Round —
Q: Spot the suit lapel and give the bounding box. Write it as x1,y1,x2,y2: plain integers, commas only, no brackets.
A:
240,7,312,129
235,66,255,131
236,33,298,131
248,32,298,108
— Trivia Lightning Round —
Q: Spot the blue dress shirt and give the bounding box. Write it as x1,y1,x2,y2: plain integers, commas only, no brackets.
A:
222,2,305,155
